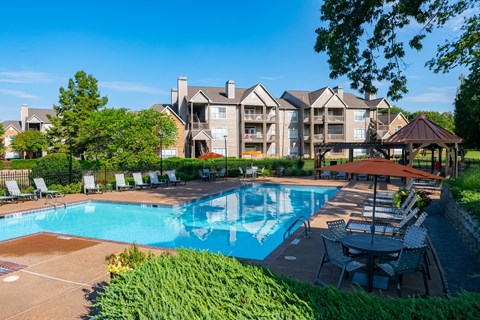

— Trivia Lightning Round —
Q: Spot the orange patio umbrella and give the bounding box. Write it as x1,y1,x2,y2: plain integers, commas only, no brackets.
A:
320,157,444,237
197,151,224,160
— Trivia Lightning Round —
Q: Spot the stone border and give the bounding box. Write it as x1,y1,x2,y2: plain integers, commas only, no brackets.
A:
440,184,480,261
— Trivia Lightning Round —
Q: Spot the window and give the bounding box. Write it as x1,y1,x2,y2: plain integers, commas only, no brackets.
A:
211,107,226,119
395,125,403,132
212,128,227,140
5,135,14,146
289,145,298,156
288,111,298,123
330,148,343,155
162,148,177,158
354,129,366,140
213,147,226,156
354,110,366,121
288,128,298,140
270,143,276,155
353,149,367,157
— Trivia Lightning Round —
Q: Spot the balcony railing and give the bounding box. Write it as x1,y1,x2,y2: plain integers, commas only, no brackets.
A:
327,133,344,141
244,114,277,121
312,115,324,122
245,133,263,140
313,134,324,141
192,122,208,130
244,114,263,121
327,115,344,123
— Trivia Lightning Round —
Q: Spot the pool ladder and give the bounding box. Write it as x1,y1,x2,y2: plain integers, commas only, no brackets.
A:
283,216,312,240
45,193,67,208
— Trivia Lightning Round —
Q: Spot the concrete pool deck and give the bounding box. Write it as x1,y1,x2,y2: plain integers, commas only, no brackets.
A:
0,177,446,319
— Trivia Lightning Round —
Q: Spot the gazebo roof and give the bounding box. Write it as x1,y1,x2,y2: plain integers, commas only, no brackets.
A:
385,113,462,144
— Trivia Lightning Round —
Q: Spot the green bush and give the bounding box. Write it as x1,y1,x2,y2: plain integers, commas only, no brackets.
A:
10,159,38,169
446,168,480,219
32,153,81,173
94,249,480,320
105,243,154,276
49,183,82,194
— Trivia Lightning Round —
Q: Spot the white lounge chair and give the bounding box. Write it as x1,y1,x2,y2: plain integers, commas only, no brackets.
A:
148,171,167,188
167,170,186,186
33,178,62,197
115,174,134,191
83,175,102,194
5,180,35,201
363,193,419,220
133,172,151,189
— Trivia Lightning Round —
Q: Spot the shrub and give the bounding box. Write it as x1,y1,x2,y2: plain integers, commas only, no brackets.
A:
105,243,154,276
49,183,82,194
10,159,38,169
446,168,480,219
94,249,480,320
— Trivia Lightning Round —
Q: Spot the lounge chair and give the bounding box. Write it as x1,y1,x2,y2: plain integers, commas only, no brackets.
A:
335,171,348,180
320,170,331,179
362,194,419,221
115,174,134,191
346,207,420,236
167,170,186,186
133,172,151,189
315,234,365,288
238,167,245,178
148,171,167,188
218,168,226,180
83,175,102,194
33,178,62,197
0,194,17,205
377,180,415,198
5,180,36,201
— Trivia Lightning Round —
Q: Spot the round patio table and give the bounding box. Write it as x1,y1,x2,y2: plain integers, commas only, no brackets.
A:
342,233,404,292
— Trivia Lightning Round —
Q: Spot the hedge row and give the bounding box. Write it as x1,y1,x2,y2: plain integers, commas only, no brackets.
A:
93,249,480,319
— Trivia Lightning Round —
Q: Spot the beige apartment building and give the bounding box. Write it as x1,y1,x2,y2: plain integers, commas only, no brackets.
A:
170,76,395,159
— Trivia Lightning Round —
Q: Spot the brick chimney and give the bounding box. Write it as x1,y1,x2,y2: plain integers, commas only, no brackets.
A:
171,88,178,105
333,85,343,99
21,103,28,131
365,91,376,100
177,76,188,120
226,80,235,99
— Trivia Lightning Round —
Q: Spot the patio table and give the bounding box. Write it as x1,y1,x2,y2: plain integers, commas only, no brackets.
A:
342,233,404,292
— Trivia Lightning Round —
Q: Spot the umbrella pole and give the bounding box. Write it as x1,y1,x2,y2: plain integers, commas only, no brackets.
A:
371,175,378,243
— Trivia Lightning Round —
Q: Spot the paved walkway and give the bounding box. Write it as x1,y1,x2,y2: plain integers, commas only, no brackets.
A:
424,200,480,295
0,177,471,318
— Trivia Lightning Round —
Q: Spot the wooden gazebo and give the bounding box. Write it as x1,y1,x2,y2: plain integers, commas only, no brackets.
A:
384,114,463,177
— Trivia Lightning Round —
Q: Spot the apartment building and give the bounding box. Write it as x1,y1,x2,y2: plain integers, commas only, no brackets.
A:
170,77,394,159
1,104,55,159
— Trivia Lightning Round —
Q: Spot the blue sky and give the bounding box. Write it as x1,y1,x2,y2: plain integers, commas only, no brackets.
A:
0,0,468,122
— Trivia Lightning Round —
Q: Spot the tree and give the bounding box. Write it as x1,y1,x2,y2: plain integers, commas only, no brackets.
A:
454,62,480,149
379,106,411,119
315,0,479,100
10,130,48,159
47,70,108,155
410,111,455,132
78,108,177,169
0,124,5,158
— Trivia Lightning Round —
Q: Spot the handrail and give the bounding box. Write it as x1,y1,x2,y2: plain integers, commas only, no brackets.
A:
44,193,67,208
283,215,312,240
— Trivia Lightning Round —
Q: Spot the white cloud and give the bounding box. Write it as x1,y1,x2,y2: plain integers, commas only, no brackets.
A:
403,86,457,103
0,71,53,84
446,8,479,32
0,88,38,99
99,81,166,95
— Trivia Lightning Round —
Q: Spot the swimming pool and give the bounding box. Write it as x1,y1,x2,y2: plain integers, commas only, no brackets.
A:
0,184,339,260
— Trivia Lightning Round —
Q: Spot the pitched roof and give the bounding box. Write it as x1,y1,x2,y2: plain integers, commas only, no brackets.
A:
276,98,298,110
2,121,22,132
385,113,462,144
188,86,245,104
26,108,55,123
377,112,400,125
150,104,185,124
284,89,384,109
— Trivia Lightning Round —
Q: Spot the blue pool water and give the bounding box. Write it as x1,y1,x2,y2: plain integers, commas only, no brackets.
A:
0,184,339,260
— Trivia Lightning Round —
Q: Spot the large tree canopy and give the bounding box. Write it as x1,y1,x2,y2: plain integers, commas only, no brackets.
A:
48,70,108,155
78,108,177,169
454,61,480,150
315,0,479,100
10,130,48,159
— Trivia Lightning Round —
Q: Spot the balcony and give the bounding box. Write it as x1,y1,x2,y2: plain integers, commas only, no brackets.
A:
192,122,208,130
303,135,310,141
327,115,344,123
313,134,324,141
244,113,276,122
245,133,264,141
312,115,324,122
327,133,344,141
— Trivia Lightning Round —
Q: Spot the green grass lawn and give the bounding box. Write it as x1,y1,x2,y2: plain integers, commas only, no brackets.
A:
465,150,480,159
